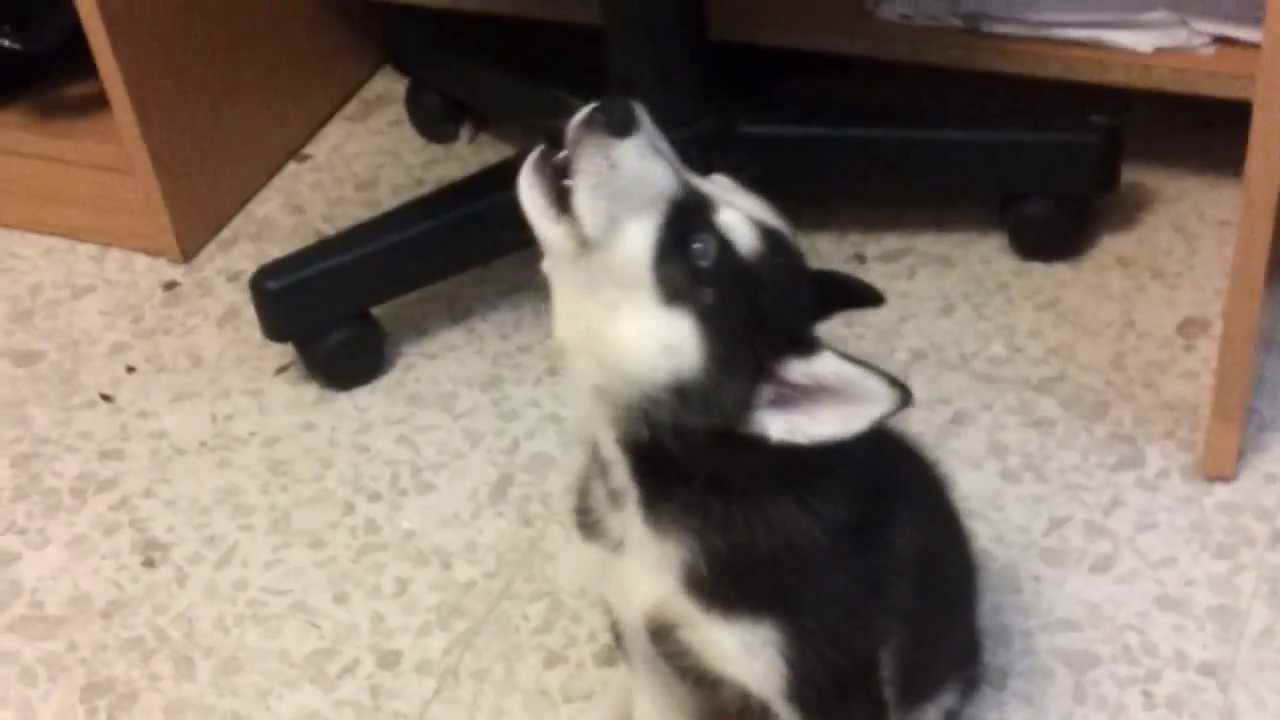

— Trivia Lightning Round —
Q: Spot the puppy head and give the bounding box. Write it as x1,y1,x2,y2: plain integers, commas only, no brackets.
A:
518,98,909,445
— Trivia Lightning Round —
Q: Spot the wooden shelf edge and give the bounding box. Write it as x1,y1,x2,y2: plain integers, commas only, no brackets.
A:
0,153,173,257
729,9,1258,101
0,76,133,172
394,0,1259,100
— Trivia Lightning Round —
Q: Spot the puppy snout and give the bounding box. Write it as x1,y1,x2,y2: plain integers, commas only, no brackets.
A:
590,97,638,138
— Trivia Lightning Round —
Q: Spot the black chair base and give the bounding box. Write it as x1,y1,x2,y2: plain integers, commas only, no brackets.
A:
250,3,1123,390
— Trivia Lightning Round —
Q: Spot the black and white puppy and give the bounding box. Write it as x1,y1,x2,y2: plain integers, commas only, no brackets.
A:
517,99,981,720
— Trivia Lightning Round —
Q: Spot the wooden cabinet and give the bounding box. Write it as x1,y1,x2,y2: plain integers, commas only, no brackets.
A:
0,0,380,260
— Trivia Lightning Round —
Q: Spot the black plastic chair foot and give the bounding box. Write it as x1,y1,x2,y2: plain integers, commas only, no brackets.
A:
406,81,469,144
1001,195,1097,263
294,311,388,391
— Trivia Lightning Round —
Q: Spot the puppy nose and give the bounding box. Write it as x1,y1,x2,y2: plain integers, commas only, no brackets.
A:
594,97,637,138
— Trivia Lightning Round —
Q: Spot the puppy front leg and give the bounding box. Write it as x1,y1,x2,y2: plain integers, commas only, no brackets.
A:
583,613,697,720
630,660,700,720
581,670,633,720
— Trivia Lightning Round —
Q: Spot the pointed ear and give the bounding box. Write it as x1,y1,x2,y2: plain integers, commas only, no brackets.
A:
809,269,885,323
747,348,911,445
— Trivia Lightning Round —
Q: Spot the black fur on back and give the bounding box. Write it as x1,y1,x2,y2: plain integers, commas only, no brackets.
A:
623,422,982,719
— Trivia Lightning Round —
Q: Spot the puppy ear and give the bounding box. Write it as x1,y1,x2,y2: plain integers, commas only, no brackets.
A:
746,348,910,445
809,269,885,322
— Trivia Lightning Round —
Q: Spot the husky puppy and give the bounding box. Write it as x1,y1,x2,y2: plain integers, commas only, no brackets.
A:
517,98,980,720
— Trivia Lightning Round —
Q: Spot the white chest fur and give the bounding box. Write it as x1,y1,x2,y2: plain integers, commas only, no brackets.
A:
564,432,688,620
565,433,798,720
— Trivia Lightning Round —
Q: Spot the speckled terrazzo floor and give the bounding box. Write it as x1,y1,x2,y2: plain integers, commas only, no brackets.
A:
4,68,1280,720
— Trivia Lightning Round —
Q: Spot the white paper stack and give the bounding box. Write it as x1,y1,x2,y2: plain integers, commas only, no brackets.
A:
865,0,1264,52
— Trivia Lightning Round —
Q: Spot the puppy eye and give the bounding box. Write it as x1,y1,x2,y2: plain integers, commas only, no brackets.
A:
688,232,719,268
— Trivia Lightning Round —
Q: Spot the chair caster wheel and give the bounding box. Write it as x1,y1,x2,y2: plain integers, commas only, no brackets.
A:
405,81,468,144
293,311,388,391
1001,195,1096,263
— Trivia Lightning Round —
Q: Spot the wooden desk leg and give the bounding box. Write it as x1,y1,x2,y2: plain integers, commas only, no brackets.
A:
1202,0,1280,481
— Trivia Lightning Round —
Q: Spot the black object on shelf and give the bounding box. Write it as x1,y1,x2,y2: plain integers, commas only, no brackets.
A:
1,0,78,54
1,0,87,101
249,0,1123,391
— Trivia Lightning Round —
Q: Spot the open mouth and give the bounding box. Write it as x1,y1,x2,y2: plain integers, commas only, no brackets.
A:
549,146,572,214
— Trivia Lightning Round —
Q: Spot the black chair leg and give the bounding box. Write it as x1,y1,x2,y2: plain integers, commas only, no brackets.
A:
250,0,710,390
249,156,528,389
719,112,1123,261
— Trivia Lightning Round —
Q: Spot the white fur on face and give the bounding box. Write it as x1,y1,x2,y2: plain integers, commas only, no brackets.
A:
518,103,711,408
696,172,791,258
541,243,706,409
518,101,853,421
567,104,684,247
557,103,789,267
709,204,763,259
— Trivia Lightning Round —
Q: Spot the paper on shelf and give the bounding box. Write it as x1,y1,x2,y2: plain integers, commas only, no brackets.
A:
1170,0,1265,42
866,0,1263,52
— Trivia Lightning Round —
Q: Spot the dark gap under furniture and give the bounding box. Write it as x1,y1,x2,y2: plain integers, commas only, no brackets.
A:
249,0,1121,391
